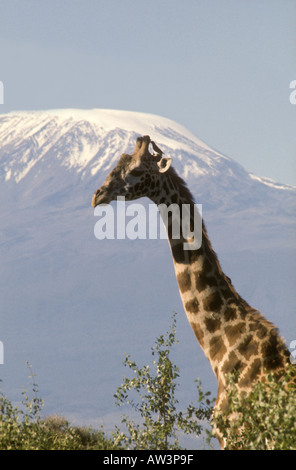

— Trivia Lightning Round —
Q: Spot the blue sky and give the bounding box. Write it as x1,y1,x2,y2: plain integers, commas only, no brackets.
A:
1,0,295,185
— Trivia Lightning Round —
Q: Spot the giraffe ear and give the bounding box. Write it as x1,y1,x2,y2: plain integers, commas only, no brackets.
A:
157,157,172,173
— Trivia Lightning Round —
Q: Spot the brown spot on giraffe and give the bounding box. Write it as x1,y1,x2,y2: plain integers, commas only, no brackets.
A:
203,291,223,312
249,320,268,339
261,332,286,371
239,358,262,388
187,248,202,264
221,351,243,375
224,306,237,322
194,271,218,292
224,322,246,346
209,335,227,362
185,297,199,314
171,243,185,264
205,316,221,333
238,334,259,360
190,321,205,348
177,269,191,293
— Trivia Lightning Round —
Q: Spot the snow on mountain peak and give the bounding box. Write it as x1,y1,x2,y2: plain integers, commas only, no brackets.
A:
0,108,222,184
22,108,212,150
0,108,294,201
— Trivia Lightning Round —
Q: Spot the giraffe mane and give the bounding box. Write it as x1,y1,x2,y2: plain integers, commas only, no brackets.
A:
166,166,196,207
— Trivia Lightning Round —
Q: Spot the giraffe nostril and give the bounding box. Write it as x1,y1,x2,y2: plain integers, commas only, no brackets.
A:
91,186,111,206
91,188,102,206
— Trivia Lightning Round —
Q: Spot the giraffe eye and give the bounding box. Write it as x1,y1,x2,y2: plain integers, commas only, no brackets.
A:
129,168,142,177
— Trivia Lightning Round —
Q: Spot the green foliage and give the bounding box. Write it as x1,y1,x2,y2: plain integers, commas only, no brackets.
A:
3,319,295,451
113,312,214,450
213,365,296,450
0,363,118,450
0,317,215,450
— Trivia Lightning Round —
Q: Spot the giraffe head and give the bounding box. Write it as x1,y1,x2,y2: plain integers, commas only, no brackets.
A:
91,135,172,207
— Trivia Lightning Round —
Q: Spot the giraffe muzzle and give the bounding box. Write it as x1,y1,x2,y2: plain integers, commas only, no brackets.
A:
91,187,110,207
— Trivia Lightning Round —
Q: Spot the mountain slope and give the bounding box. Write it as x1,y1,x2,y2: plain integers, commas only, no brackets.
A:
0,109,295,442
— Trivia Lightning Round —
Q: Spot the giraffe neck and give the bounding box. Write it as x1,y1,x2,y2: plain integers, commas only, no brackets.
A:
148,170,289,391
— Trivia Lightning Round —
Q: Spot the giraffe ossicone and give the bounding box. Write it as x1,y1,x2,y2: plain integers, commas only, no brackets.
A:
91,134,293,448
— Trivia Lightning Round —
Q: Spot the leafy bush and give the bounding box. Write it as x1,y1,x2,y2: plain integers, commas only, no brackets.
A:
3,319,294,451
0,363,118,450
113,312,214,450
213,365,296,450
1,315,215,450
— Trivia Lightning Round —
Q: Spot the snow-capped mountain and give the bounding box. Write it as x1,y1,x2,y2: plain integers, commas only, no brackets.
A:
0,109,295,445
1,109,294,229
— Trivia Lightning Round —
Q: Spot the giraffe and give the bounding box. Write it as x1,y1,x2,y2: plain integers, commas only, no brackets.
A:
91,135,292,448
